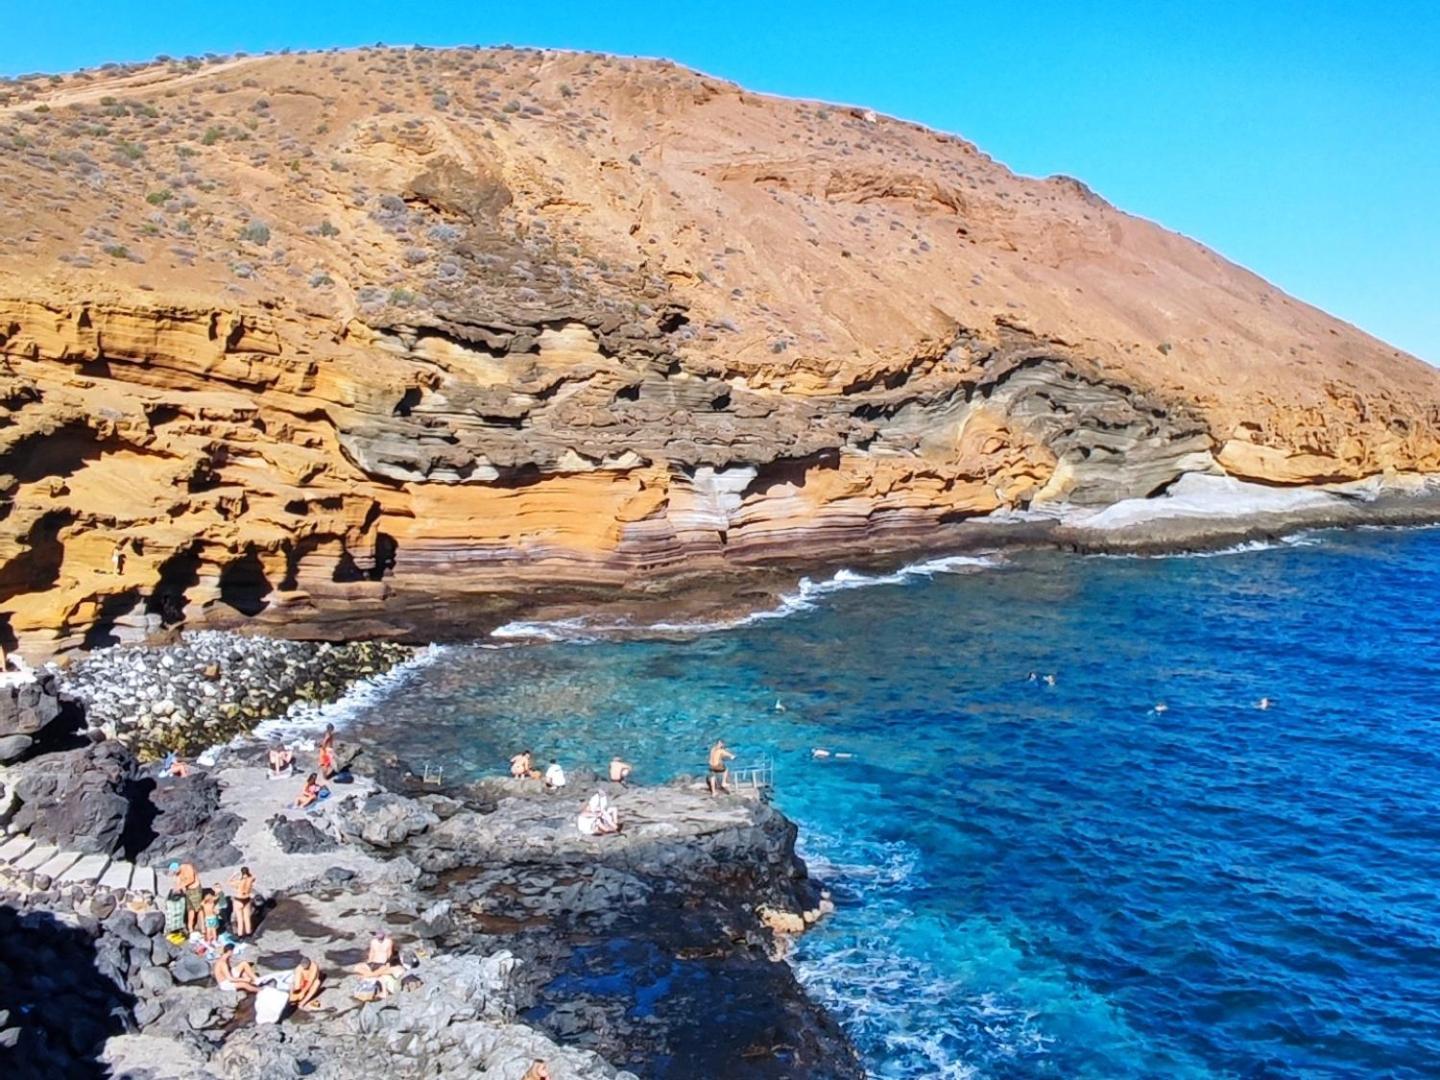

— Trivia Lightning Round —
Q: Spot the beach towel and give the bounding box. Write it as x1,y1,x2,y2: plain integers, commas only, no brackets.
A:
255,984,289,1025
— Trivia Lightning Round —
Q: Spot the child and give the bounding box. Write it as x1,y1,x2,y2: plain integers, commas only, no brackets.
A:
200,889,220,944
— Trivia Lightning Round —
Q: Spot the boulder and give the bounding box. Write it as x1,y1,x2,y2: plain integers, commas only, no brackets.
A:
268,814,339,854
136,908,166,937
133,997,164,1027
0,673,62,738
172,950,212,985
344,793,439,848
139,965,175,994
0,734,33,763
6,739,139,854
141,772,242,867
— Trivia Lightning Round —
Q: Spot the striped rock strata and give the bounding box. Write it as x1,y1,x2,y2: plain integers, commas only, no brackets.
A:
1,47,1438,654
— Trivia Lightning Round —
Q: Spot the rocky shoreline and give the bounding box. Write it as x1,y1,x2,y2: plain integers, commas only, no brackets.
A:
45,633,418,760
0,663,860,1079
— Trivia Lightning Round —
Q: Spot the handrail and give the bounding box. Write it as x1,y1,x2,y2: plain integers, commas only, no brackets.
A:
726,757,775,792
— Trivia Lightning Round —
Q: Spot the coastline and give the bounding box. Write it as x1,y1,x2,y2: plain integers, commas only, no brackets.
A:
0,666,859,1079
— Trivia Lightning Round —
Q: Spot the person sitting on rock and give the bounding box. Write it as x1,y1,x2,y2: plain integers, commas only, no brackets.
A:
295,772,328,809
609,756,633,785
577,791,620,836
350,930,403,978
509,749,542,780
289,956,324,1012
707,739,735,795
521,1062,550,1080
228,867,257,938
161,751,191,778
171,860,203,934
544,759,567,791
267,744,295,777
213,943,260,994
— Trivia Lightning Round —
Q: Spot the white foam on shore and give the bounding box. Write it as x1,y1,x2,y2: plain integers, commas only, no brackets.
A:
489,554,1000,644
248,643,449,743
1093,531,1324,561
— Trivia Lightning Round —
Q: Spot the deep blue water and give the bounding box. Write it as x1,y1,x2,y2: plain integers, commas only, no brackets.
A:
344,527,1440,1078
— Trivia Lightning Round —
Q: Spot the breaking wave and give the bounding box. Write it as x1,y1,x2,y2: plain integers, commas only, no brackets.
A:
489,554,1001,644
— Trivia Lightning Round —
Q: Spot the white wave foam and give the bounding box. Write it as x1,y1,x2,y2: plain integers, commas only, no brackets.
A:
792,833,1049,1078
1094,531,1323,561
248,643,449,743
489,554,1000,643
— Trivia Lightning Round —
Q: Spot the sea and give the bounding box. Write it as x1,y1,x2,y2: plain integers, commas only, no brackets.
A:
332,524,1440,1078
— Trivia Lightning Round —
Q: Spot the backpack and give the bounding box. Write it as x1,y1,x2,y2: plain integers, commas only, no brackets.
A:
164,893,187,934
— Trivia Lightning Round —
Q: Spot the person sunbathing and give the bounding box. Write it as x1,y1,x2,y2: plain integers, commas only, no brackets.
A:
350,930,403,977
521,1062,551,1080
290,957,324,1011
577,791,620,836
609,757,633,785
213,943,260,994
295,772,328,809
267,744,295,776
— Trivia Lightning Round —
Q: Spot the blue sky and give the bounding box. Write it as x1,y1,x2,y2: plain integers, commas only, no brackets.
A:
7,2,1438,362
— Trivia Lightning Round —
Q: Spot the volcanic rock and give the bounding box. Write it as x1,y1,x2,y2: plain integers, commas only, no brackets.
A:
0,48,1437,654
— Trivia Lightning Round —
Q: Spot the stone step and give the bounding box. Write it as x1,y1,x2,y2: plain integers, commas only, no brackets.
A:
0,835,35,863
59,854,110,885
98,860,135,891
130,865,158,896
15,843,59,872
35,850,81,880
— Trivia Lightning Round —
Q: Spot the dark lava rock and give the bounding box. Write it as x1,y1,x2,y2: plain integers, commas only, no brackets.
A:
140,772,242,867
0,733,33,764
171,950,212,985
0,903,134,1074
267,814,338,854
0,674,61,739
7,739,139,854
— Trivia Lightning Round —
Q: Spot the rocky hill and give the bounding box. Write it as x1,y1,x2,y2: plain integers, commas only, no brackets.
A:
1,46,1438,655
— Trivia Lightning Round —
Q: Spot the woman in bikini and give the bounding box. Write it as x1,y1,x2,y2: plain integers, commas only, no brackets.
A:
295,772,327,809
228,866,257,938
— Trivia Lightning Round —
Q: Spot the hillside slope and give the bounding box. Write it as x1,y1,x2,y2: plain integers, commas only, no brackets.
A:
1,46,1437,654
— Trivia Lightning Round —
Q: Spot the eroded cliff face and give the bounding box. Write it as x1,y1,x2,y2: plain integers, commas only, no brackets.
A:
1,47,1438,654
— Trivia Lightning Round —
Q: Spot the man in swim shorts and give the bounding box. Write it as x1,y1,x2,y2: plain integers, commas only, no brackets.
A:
213,943,260,994
171,860,202,933
707,739,734,795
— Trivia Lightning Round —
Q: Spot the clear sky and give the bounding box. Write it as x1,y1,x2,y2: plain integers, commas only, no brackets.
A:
7,2,1438,362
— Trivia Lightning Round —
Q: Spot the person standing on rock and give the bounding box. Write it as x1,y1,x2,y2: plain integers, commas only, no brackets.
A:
171,860,202,934
228,866,257,938
708,739,735,795
318,723,339,778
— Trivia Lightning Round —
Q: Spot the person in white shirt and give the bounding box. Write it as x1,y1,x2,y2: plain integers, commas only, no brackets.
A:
544,760,566,790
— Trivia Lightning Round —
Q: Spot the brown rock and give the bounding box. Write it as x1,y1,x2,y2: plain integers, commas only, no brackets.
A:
0,47,1437,653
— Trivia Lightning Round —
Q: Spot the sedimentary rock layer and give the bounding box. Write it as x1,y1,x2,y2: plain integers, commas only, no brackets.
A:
1,47,1437,653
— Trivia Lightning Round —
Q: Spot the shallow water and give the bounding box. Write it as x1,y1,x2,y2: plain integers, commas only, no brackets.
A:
344,527,1440,1078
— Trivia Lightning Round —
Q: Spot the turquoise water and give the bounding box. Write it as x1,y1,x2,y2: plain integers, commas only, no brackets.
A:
345,527,1440,1078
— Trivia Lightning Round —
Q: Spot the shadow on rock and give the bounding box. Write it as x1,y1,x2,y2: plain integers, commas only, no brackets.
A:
0,904,136,1079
